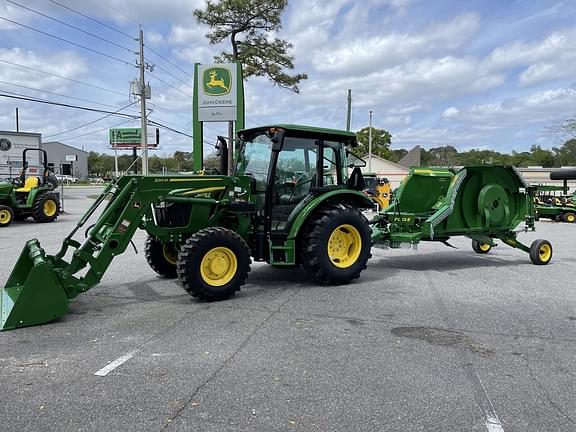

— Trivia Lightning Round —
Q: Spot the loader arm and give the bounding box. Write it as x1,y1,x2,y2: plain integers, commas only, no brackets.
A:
1,174,241,330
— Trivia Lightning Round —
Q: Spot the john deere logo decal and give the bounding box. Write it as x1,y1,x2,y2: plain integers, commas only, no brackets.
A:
203,67,231,96
0,138,11,151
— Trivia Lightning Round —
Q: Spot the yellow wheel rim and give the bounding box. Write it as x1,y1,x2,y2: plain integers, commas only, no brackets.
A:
0,209,11,225
162,244,178,265
327,224,362,268
43,199,57,217
567,214,575,223
479,242,491,252
539,244,552,263
200,247,237,287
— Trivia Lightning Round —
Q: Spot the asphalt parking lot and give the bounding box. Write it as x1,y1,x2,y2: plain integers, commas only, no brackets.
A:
1,186,575,431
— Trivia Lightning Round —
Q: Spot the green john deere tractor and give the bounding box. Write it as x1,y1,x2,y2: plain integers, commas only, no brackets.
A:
1,125,374,330
0,148,60,227
535,169,576,223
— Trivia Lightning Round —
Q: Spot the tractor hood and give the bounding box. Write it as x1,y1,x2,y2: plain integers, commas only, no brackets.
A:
0,181,13,195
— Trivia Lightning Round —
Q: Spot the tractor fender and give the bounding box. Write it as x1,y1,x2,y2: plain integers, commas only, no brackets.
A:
286,189,373,241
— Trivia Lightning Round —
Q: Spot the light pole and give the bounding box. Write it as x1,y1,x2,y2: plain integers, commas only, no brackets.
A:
368,110,373,172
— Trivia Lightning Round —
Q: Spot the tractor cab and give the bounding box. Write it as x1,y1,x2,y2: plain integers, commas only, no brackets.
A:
236,125,368,233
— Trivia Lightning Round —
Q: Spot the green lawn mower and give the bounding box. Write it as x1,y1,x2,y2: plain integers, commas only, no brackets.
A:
0,148,60,227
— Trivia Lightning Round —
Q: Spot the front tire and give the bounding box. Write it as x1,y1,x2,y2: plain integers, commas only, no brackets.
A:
301,204,371,284
145,236,178,278
529,239,552,265
32,193,60,223
0,205,14,227
177,228,251,301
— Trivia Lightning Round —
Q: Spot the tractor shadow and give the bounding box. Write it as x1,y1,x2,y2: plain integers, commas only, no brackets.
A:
370,250,530,272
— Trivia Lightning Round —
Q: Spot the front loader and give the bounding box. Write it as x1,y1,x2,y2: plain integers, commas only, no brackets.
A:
1,125,374,330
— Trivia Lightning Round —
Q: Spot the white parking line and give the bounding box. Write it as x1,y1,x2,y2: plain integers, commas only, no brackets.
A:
94,349,140,377
475,372,505,432
486,413,504,432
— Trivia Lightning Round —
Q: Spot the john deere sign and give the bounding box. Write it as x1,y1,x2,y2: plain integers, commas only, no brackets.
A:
192,61,245,172
203,67,231,96
196,63,238,122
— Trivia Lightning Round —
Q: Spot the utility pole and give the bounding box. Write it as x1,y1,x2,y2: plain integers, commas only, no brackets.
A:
368,110,373,172
15,108,19,132
346,89,352,131
138,26,149,175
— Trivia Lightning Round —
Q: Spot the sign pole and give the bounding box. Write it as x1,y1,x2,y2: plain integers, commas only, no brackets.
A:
192,63,203,172
114,131,119,177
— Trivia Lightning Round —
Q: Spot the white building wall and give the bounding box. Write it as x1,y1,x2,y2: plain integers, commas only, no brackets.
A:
0,131,41,179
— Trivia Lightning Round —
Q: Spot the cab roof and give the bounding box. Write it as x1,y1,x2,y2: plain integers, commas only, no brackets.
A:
238,124,358,146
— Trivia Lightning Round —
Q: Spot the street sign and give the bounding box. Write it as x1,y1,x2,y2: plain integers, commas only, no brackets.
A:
109,128,158,149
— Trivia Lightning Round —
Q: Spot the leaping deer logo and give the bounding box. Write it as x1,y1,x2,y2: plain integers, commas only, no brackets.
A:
203,68,231,95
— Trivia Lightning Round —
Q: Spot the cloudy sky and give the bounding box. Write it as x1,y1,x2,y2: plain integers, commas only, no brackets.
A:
1,0,575,157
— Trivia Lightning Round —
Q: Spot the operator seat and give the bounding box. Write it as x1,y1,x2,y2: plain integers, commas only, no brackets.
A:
347,167,366,191
15,177,40,193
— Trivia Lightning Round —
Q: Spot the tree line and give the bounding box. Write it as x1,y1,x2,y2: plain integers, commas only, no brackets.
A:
355,126,576,167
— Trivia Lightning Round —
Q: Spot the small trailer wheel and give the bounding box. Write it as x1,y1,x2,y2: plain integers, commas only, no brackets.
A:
563,212,576,223
471,239,492,254
529,239,552,265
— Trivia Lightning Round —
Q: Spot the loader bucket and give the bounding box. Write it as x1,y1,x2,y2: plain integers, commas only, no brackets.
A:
1,239,69,331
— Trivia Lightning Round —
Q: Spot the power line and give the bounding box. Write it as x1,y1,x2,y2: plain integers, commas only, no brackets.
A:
0,91,194,141
148,71,193,98
0,58,127,96
0,92,140,119
5,0,134,54
47,0,135,40
148,119,193,138
56,119,135,142
0,16,134,67
148,60,193,89
44,102,137,139
145,48,194,79
0,79,134,111
147,111,191,134
93,0,137,25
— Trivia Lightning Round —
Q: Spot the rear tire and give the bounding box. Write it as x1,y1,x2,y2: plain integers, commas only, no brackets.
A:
177,227,251,301
145,236,178,278
471,239,492,254
563,212,576,223
0,205,14,227
31,193,60,223
529,239,552,265
300,204,371,284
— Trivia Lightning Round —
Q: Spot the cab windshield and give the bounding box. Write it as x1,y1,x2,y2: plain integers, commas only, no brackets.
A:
237,133,273,187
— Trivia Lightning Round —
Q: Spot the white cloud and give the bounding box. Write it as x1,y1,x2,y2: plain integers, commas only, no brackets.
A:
485,28,576,72
439,87,576,127
312,13,480,75
0,48,87,93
